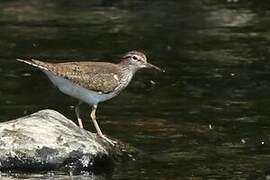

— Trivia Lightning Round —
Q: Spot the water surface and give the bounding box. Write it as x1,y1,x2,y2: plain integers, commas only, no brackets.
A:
1,0,270,179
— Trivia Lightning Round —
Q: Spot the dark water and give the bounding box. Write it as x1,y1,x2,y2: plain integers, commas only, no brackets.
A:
1,0,270,179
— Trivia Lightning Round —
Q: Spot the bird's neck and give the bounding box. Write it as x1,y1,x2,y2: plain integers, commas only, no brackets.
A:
116,60,136,90
118,59,139,74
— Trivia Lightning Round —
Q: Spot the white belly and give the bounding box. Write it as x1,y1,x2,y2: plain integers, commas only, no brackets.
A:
43,71,118,105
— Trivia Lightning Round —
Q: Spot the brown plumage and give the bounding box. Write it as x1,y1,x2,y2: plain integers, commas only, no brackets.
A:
30,60,123,93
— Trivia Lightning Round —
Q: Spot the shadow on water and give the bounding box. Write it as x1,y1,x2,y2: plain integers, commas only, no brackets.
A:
1,0,270,179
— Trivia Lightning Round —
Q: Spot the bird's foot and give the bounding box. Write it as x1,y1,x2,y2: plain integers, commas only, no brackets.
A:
77,118,84,129
100,134,117,146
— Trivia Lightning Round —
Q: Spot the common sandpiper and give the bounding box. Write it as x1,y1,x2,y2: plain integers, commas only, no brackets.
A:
17,51,163,145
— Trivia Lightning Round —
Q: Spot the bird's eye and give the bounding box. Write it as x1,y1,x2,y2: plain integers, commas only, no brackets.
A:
132,56,138,60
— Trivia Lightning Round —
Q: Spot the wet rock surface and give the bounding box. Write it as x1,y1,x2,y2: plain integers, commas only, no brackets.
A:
0,109,140,173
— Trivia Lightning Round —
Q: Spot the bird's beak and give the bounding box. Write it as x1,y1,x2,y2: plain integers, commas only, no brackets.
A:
146,62,165,72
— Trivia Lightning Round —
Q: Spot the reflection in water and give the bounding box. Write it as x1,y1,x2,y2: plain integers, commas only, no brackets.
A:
1,0,270,179
207,9,255,27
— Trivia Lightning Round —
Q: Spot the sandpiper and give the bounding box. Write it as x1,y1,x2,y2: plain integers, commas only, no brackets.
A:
17,51,162,145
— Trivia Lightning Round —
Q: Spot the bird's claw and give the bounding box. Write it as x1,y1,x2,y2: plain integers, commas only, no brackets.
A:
100,135,117,146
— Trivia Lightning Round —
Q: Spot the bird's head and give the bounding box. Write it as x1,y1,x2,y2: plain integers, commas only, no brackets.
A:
121,51,163,72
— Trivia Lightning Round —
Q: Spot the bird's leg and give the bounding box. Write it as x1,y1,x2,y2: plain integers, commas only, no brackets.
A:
75,101,84,128
90,105,117,146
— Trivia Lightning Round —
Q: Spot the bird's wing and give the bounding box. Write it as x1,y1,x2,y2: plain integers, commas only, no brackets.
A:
19,59,122,93
53,61,122,93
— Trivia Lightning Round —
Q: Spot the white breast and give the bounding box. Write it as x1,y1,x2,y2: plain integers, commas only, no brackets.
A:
43,71,119,105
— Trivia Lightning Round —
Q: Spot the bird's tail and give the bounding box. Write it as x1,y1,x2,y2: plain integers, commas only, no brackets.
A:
16,58,49,71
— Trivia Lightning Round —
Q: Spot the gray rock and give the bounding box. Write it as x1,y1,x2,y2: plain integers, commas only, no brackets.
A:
0,109,140,173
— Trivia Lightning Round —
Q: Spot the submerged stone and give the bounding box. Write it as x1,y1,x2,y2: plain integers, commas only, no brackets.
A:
0,109,140,173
